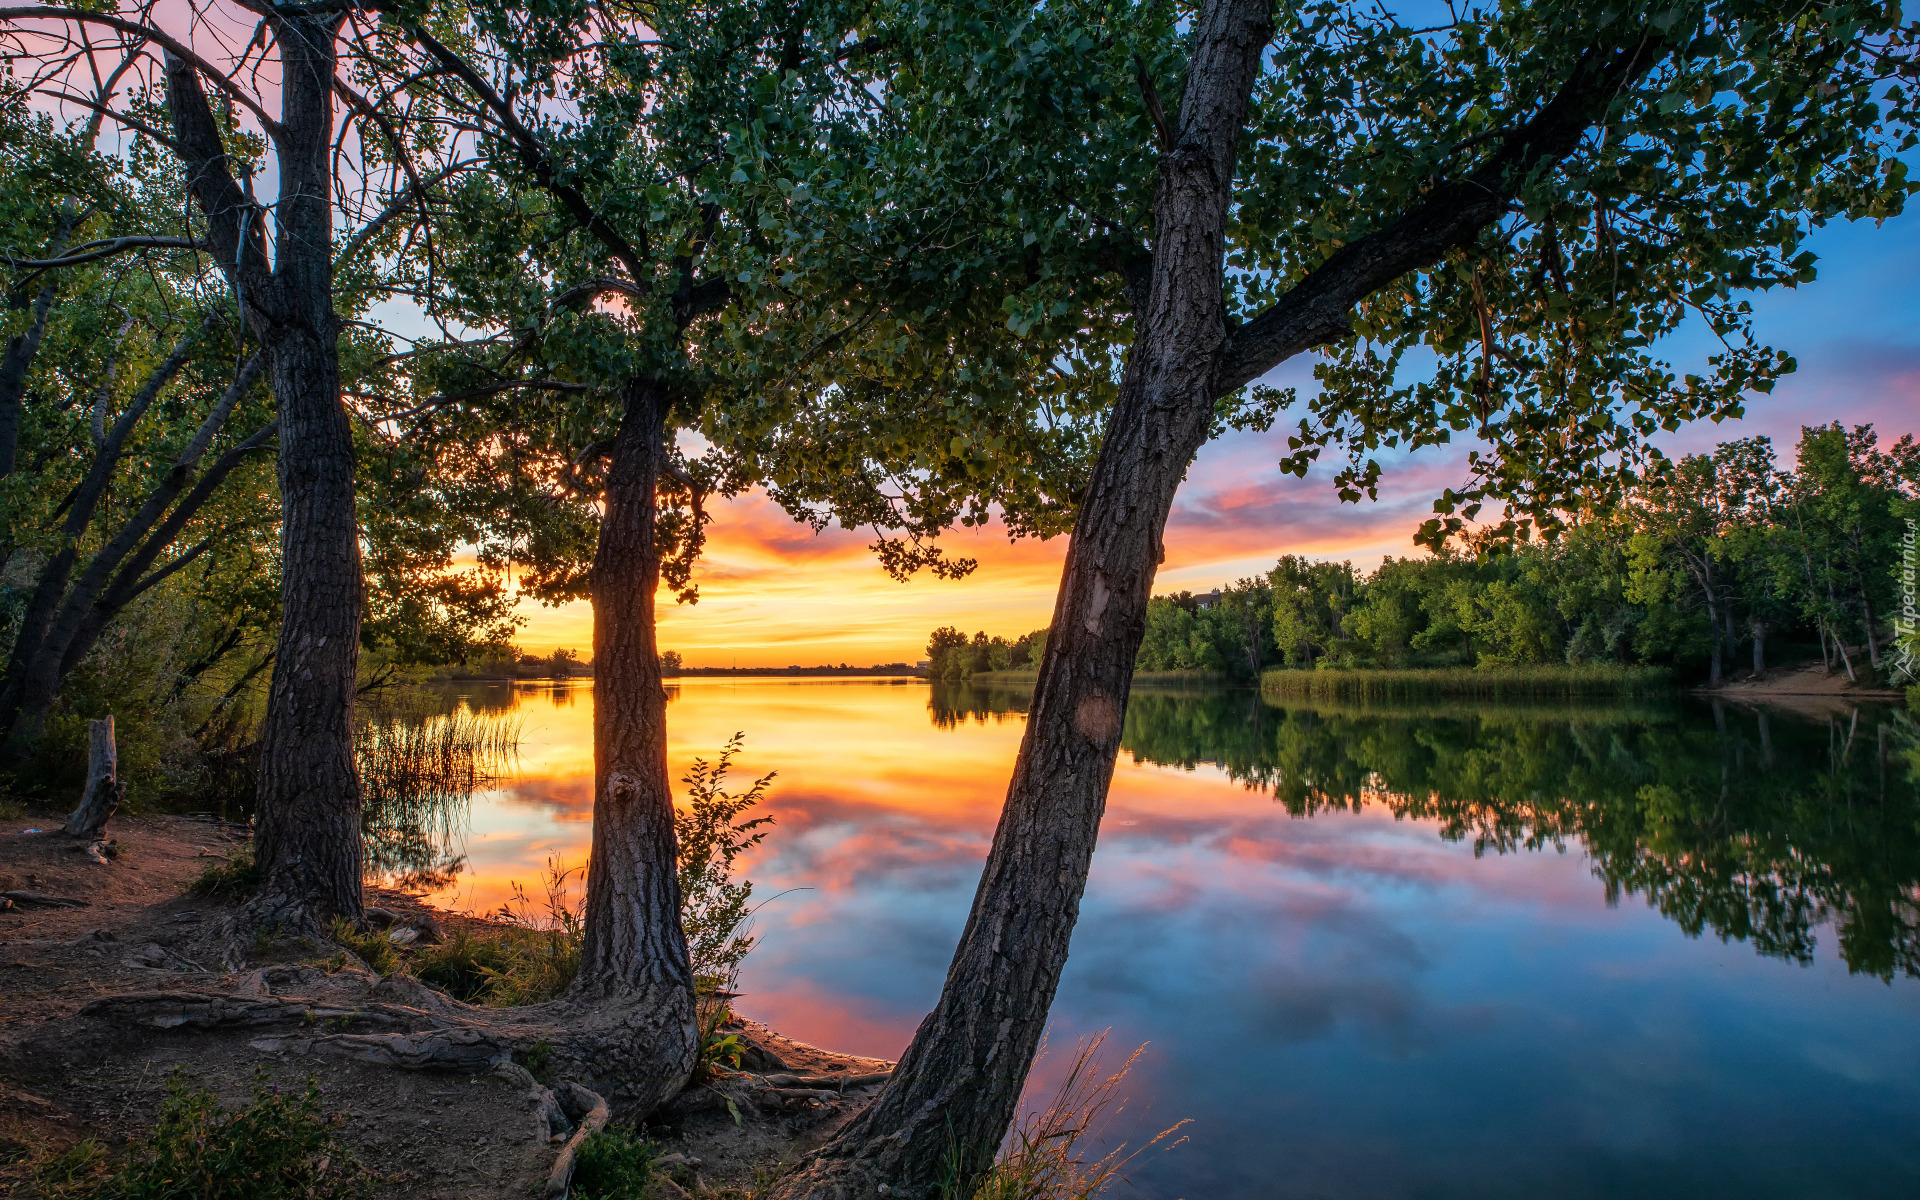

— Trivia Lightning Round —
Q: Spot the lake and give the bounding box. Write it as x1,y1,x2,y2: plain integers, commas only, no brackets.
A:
368,678,1920,1199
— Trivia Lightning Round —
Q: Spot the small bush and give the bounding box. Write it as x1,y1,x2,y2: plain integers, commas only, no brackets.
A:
569,1127,655,1200
693,998,745,1083
189,848,259,901
26,1070,375,1200
677,733,775,992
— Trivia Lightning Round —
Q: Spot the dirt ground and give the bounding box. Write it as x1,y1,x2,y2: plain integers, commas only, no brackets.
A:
0,813,889,1198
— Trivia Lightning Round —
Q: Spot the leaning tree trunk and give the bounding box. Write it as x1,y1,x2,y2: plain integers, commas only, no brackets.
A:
554,378,699,1112
766,2,1274,1195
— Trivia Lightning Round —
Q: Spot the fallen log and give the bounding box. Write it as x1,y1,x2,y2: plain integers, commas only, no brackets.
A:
2,891,89,909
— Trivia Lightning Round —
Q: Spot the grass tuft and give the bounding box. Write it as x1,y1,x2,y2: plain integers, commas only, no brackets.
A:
951,1033,1186,1200
325,917,400,976
18,1069,373,1199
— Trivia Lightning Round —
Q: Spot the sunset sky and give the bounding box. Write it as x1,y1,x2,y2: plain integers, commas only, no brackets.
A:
521,212,1920,666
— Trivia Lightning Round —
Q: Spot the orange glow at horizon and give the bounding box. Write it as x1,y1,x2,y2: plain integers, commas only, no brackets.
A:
511,483,1422,666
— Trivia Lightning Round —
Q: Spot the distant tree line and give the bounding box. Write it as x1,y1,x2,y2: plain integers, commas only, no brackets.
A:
942,424,1919,686
925,627,1049,679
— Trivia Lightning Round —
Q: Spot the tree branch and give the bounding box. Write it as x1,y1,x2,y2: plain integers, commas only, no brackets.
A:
401,24,654,284
0,7,285,140
4,236,210,270
1212,39,1665,397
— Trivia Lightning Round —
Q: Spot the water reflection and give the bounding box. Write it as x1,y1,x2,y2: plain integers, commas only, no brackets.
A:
367,679,1920,1198
931,682,1920,981
357,692,519,892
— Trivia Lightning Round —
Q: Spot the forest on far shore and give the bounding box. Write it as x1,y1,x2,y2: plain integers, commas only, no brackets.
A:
931,423,1918,687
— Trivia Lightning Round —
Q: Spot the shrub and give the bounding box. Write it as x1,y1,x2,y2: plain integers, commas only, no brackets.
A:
189,848,259,901
569,1127,655,1200
676,733,775,992
41,1070,378,1200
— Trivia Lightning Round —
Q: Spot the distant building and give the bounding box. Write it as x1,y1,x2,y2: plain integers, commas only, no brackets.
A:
916,660,930,669
1195,588,1223,610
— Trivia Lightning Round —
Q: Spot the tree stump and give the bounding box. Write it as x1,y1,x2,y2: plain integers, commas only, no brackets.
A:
63,717,125,842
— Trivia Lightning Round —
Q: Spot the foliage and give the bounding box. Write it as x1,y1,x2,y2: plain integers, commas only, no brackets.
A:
694,999,747,1083
568,1127,656,1200
43,1070,378,1200
189,848,260,902
676,733,776,991
1260,664,1672,700
927,628,1050,680
1048,424,1920,686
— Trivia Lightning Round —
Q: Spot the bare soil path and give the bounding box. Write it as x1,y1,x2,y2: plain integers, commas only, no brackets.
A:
0,814,887,1198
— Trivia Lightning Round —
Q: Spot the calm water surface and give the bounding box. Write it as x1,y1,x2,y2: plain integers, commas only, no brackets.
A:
372,679,1920,1199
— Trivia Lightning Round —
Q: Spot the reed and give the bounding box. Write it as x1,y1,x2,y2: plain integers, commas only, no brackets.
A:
1259,663,1674,701
356,698,520,887
356,703,520,811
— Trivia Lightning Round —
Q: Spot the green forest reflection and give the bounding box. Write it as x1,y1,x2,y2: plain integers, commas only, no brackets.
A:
931,682,1920,981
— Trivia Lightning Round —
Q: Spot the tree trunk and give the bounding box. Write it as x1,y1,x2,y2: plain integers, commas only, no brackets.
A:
243,324,363,933
0,359,267,759
1723,600,1739,675
557,379,698,1113
767,3,1273,1195
226,12,365,936
1750,614,1766,674
1860,583,1883,669
62,717,123,838
1700,562,1724,686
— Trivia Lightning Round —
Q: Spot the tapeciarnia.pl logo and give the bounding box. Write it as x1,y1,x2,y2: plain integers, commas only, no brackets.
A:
1896,517,1918,684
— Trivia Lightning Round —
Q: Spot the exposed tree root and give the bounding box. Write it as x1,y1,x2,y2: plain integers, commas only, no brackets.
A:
544,1081,610,1198
24,962,694,1115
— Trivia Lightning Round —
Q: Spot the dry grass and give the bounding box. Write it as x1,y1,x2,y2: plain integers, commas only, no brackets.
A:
956,1033,1187,1200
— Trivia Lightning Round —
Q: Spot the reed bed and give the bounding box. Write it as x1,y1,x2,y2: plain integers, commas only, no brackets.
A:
357,704,520,809
1260,663,1675,701
356,700,520,887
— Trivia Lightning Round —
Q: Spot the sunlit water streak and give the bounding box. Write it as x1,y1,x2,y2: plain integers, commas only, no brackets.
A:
379,678,1920,1199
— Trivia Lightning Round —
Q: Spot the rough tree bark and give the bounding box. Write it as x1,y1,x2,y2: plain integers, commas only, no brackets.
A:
165,12,365,935
562,377,698,1105
770,4,1672,1196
